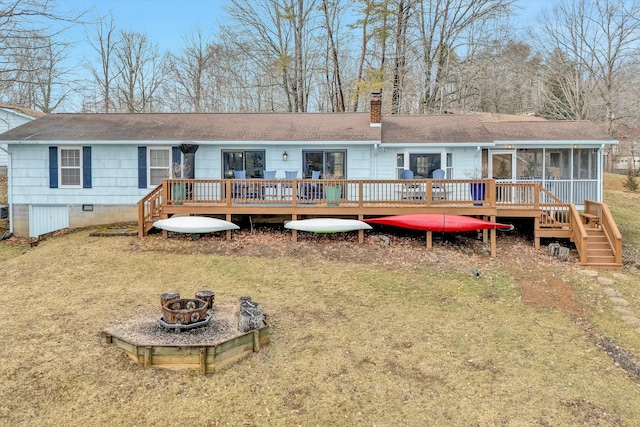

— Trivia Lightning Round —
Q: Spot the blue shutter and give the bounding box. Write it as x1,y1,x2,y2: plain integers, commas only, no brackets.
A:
138,146,147,188
82,146,92,188
49,146,58,188
172,147,181,177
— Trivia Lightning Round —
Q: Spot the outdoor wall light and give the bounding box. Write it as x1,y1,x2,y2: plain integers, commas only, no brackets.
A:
282,151,288,161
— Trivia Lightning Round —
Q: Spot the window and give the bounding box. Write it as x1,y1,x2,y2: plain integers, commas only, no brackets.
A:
50,146,91,189
572,148,598,179
302,150,346,178
445,153,453,179
396,153,405,179
545,149,570,179
222,150,265,178
516,149,543,179
408,153,441,179
59,147,81,187
148,147,171,186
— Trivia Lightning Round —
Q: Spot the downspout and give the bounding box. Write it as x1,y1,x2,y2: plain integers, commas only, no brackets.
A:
598,144,604,202
374,143,378,179
0,144,12,235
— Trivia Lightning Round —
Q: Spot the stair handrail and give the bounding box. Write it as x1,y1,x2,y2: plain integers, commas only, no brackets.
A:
585,200,622,265
137,181,165,237
539,185,564,204
569,204,588,265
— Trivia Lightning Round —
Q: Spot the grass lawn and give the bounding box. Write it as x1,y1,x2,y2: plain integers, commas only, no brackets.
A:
1,174,640,425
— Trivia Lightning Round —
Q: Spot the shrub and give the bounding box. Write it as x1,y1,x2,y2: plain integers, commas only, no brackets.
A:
623,172,639,192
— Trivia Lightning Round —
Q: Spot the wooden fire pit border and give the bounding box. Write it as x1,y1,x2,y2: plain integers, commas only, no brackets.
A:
101,322,270,375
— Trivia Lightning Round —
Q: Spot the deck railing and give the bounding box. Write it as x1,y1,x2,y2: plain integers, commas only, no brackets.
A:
138,178,578,236
585,200,623,265
569,205,589,265
161,178,503,206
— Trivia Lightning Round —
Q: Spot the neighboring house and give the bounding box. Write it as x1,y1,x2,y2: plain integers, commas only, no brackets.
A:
0,98,616,239
610,125,640,175
0,104,45,177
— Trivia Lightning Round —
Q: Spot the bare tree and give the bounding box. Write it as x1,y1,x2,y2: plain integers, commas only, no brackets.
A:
113,30,167,112
350,0,391,112
415,0,517,114
85,14,120,112
0,0,82,78
224,0,322,112
535,0,640,132
167,29,213,112
391,0,411,114
320,0,347,112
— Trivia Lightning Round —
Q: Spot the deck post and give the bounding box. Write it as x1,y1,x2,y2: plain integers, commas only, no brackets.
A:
137,200,145,238
291,214,297,242
426,231,432,248
358,214,364,243
490,215,497,257
226,214,232,240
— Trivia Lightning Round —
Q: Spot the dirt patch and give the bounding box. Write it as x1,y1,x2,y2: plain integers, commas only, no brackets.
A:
516,271,585,317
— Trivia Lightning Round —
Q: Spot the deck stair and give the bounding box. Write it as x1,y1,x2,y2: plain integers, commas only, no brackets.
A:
584,227,620,268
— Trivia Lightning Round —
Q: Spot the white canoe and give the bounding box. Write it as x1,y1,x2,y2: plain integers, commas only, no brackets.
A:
284,218,372,233
153,216,239,233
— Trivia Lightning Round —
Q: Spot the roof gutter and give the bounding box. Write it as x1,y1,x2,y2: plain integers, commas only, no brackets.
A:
3,139,381,146
492,139,618,146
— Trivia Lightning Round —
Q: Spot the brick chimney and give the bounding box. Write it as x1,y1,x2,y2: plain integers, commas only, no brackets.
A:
370,91,381,127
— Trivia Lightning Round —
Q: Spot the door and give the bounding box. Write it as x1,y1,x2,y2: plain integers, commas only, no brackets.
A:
490,151,515,181
29,205,68,238
490,151,516,203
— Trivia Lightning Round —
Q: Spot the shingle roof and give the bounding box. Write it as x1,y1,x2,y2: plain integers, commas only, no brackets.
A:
483,120,611,141
382,115,493,143
0,103,46,118
0,113,380,142
0,112,615,144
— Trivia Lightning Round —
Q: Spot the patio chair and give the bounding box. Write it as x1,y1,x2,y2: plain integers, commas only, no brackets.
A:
233,170,248,198
301,170,322,200
431,168,446,200
281,170,298,199
262,170,277,199
400,169,422,200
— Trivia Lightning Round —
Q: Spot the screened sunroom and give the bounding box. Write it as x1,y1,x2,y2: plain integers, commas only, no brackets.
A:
485,146,603,206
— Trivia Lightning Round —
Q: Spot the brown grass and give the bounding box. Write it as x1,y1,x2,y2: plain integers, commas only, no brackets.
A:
0,228,638,426
0,176,6,204
1,174,640,425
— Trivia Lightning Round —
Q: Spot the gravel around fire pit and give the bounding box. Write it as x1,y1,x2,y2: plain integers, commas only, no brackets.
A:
102,302,249,346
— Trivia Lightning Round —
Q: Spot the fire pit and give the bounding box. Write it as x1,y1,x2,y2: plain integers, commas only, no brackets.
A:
158,298,210,331
102,293,270,374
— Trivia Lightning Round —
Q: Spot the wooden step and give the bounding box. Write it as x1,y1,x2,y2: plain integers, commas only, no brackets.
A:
587,255,617,264
587,248,614,257
582,225,621,268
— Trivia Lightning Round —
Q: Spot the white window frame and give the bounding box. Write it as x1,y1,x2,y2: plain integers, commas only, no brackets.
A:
58,146,82,188
147,147,171,187
445,152,454,179
402,150,448,179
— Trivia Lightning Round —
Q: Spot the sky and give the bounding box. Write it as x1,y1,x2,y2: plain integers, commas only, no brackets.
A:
59,0,554,55
61,0,228,53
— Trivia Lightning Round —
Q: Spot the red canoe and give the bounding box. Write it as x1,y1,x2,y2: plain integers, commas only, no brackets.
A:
365,214,513,232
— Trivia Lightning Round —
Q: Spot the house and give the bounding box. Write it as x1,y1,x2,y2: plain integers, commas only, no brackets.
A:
0,104,44,177
0,96,619,267
610,125,640,174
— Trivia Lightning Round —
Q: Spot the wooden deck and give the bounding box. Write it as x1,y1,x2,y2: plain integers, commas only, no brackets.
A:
138,178,622,268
